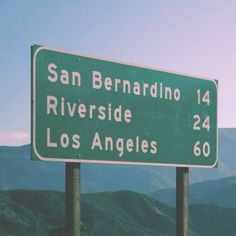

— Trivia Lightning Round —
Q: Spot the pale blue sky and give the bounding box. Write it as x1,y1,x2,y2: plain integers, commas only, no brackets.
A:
1,0,236,145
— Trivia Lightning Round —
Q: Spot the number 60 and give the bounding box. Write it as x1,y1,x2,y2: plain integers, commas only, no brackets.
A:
193,141,210,157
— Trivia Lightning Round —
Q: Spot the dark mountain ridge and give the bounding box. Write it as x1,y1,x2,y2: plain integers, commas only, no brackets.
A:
1,189,236,236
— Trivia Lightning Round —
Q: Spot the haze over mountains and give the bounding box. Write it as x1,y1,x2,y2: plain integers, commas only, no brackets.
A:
0,128,236,193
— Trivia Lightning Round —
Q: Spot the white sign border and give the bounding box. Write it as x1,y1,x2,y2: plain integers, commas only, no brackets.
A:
32,45,218,168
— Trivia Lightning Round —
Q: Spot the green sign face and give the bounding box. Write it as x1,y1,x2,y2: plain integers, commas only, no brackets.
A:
31,45,217,168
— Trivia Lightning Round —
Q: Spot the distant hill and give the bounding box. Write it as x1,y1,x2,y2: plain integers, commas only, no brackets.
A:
190,180,236,208
152,175,236,208
2,189,236,236
0,128,236,193
0,144,177,192
0,145,65,191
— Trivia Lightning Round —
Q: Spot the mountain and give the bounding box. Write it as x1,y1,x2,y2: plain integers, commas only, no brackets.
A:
190,179,236,208
0,144,177,192
0,128,236,193
189,204,236,236
0,145,64,191
0,190,176,236
0,190,65,236
81,191,176,236
2,189,236,236
151,175,236,207
0,190,199,236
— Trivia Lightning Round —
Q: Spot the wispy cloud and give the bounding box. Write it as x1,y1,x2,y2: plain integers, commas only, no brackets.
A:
0,130,29,146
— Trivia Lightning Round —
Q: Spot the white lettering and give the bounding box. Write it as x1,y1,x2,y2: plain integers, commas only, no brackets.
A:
72,134,80,149
150,141,157,154
98,106,106,120
47,96,58,115
133,82,140,95
141,140,148,153
46,128,57,148
105,137,113,151
143,83,149,96
126,139,134,152
47,96,132,123
123,80,130,94
48,63,58,82
48,63,81,86
116,138,124,157
67,102,76,117
92,71,102,89
114,78,121,92
150,83,157,98
104,77,112,91
90,71,181,102
124,109,132,123
89,105,96,119
174,88,181,101
165,87,172,100
72,71,81,86
90,132,158,158
60,133,70,148
91,132,103,150
78,104,86,118
61,70,69,85
114,105,122,122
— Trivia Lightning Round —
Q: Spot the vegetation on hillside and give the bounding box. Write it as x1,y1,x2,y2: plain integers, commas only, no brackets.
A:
1,190,236,236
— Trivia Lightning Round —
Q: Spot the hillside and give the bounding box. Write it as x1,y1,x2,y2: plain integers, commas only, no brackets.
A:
0,190,64,236
0,190,176,236
1,190,236,236
190,204,236,236
0,190,200,236
152,175,236,207
81,191,176,236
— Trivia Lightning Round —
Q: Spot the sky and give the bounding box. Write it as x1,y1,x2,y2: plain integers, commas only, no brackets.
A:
0,0,236,146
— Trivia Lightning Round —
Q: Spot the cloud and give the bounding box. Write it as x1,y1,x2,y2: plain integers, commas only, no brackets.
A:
0,130,29,146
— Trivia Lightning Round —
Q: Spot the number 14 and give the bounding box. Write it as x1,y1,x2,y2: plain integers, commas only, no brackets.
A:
197,89,210,105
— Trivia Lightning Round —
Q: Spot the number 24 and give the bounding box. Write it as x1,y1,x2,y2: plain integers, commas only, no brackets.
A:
193,115,210,131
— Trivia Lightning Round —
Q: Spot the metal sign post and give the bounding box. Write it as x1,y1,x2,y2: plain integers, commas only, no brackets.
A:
65,163,81,236
176,167,189,236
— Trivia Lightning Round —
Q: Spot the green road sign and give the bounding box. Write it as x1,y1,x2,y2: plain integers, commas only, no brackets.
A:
31,45,218,168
